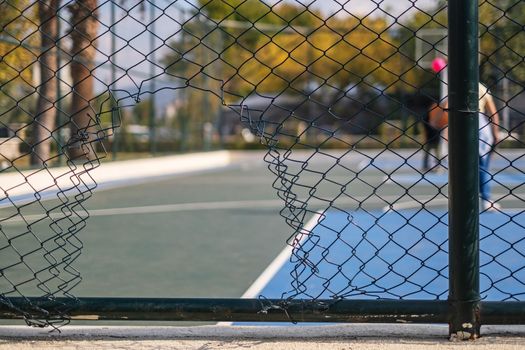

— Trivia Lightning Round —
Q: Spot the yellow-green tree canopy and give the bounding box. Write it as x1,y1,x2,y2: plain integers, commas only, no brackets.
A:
164,0,523,102
165,1,414,101
0,1,38,109
479,0,525,84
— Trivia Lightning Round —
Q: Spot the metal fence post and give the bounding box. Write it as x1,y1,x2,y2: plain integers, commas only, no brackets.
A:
149,0,157,155
448,0,481,340
56,10,63,166
111,0,118,160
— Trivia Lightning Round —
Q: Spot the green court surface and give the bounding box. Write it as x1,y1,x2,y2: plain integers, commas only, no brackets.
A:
72,156,290,298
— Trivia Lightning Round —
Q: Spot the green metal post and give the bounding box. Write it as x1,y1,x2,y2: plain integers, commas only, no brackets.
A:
149,0,157,155
111,0,118,160
216,29,225,148
55,12,63,166
179,9,188,152
199,16,210,151
448,0,480,340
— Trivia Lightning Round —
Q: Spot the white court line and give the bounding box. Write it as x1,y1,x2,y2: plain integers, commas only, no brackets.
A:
218,213,322,326
2,195,451,225
0,199,283,224
239,212,322,300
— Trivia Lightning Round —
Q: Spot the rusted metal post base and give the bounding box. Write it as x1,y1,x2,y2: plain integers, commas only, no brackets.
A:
449,300,481,341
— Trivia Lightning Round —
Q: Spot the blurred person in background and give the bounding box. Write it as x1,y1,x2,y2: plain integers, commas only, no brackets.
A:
425,102,448,172
443,83,501,211
478,82,501,211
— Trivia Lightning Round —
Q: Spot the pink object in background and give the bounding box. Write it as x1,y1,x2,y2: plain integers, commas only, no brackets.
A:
431,57,447,73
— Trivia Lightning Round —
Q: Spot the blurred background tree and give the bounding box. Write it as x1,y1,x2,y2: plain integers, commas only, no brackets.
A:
0,1,37,118
31,0,59,166
67,0,99,161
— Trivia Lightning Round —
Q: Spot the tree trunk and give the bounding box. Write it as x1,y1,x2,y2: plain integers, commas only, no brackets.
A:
67,0,99,161
31,0,59,166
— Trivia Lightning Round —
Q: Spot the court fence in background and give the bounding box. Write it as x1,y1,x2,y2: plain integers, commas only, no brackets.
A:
0,0,524,339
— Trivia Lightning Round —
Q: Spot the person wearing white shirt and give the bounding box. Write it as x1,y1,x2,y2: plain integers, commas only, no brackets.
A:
442,83,501,211
478,83,501,211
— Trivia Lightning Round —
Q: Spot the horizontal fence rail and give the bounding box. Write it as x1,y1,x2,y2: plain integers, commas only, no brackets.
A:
0,298,450,323
1,298,525,325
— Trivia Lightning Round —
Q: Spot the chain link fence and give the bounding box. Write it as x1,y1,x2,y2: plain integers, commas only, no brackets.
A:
0,0,523,334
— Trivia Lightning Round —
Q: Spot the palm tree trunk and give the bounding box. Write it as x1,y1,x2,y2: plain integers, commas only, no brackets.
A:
67,0,99,161
31,0,59,166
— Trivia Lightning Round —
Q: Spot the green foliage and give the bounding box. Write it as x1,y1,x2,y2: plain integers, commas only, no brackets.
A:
0,1,38,120
198,0,274,23
479,0,525,85
165,1,414,99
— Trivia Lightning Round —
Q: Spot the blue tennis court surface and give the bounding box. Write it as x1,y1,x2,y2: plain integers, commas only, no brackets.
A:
245,208,525,301
232,208,524,325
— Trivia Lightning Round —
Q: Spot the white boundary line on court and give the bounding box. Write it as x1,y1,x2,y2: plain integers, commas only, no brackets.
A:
218,212,322,326
240,212,322,299
1,199,284,224
2,196,450,225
